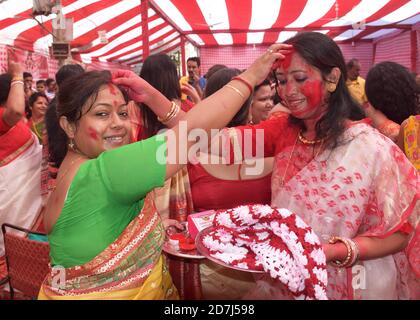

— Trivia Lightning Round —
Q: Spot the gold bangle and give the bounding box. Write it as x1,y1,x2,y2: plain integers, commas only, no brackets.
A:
157,101,177,123
10,80,24,86
329,236,353,268
225,84,245,99
231,76,253,95
11,77,24,82
163,103,180,124
347,238,360,267
158,101,180,124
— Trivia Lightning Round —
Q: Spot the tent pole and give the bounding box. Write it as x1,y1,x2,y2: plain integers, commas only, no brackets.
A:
411,30,417,72
141,0,150,60
181,36,186,77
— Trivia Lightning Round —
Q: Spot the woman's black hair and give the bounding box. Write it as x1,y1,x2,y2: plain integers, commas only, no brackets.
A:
205,64,227,80
254,79,271,92
282,32,365,149
139,53,181,137
0,73,11,105
366,61,420,124
204,67,252,127
47,70,128,167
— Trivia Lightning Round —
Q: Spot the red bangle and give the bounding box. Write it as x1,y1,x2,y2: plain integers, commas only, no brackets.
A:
232,76,253,95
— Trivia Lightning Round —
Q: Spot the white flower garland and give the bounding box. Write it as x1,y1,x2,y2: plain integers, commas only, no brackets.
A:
202,204,328,300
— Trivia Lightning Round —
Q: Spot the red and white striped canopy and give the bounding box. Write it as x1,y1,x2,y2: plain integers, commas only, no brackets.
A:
0,0,419,67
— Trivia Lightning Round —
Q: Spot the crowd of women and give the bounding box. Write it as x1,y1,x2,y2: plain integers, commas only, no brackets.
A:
0,32,419,300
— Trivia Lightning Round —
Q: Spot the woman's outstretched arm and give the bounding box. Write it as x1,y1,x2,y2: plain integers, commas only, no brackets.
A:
113,43,292,180
2,49,25,127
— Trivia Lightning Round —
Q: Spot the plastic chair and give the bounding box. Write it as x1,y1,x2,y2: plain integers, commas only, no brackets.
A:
0,223,50,299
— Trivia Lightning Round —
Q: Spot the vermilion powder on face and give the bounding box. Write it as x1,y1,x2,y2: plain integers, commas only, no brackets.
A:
88,127,98,140
280,48,294,70
301,80,323,111
108,83,117,96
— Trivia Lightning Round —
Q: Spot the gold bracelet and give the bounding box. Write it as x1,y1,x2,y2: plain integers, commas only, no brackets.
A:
225,84,245,99
157,101,177,123
329,236,353,268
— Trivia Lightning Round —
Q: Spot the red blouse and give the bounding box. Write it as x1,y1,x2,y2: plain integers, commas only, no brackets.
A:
187,162,272,212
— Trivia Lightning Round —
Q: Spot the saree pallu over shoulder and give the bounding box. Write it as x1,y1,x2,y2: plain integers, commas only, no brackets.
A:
39,195,178,300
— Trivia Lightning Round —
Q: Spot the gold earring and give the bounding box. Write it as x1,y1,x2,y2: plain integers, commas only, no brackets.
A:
68,139,75,150
327,82,337,93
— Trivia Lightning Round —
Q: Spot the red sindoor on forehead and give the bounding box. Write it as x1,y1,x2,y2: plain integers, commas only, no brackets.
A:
280,48,295,70
108,83,118,96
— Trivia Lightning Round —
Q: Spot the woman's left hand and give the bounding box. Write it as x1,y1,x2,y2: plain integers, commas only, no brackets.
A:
7,48,23,78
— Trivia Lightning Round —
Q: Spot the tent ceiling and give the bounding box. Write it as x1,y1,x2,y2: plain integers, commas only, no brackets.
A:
0,0,419,66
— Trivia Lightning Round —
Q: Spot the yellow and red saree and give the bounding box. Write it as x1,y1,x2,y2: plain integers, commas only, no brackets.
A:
38,196,179,300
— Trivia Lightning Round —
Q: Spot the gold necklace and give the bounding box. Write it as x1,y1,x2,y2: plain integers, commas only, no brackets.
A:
298,131,324,145
279,134,298,188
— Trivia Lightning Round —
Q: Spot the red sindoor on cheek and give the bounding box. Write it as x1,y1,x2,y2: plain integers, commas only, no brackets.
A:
301,80,323,111
88,127,99,140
